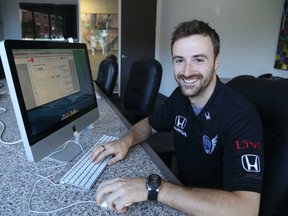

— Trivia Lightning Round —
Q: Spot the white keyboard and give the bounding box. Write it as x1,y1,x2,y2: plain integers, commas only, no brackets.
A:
60,135,118,190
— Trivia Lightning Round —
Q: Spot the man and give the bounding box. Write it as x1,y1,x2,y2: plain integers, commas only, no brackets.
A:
91,19,264,216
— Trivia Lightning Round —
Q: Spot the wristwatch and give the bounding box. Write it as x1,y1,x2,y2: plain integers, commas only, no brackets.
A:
146,174,161,201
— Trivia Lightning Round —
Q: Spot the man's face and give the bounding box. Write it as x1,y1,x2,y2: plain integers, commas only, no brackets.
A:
172,35,219,100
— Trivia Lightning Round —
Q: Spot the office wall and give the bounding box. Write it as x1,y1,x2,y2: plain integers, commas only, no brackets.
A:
0,0,118,88
155,0,288,96
2,0,287,97
0,0,3,40
1,0,21,39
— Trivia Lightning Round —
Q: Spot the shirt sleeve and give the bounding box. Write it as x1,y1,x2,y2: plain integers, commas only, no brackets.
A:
221,109,264,193
148,88,181,132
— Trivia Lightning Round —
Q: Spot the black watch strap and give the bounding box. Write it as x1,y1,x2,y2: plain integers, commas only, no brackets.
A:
146,174,161,201
148,189,158,201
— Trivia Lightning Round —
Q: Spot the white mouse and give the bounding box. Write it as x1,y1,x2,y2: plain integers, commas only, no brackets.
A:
100,200,108,208
100,194,109,208
100,194,132,208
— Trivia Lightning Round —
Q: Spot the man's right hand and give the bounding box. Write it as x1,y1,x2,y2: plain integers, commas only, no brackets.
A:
90,138,130,165
90,118,154,165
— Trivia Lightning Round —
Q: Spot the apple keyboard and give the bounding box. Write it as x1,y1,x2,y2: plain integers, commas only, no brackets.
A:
60,135,118,190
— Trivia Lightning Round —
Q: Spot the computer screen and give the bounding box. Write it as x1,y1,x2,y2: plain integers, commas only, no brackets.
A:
0,40,99,162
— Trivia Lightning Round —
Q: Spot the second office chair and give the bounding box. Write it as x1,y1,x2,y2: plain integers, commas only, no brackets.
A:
95,58,118,99
114,57,162,124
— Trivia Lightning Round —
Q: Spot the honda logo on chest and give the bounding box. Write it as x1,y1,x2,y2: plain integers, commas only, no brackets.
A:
175,115,187,129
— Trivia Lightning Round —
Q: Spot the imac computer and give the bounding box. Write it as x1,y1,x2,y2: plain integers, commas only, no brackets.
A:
0,40,99,162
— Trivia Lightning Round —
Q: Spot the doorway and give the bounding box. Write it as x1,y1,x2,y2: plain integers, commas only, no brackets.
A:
119,0,157,95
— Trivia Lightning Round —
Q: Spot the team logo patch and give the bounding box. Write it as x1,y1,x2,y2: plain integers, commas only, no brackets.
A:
204,112,211,120
202,134,218,154
174,115,187,137
241,154,261,173
175,115,187,129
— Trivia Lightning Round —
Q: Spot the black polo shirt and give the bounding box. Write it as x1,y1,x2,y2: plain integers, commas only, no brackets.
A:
148,78,264,193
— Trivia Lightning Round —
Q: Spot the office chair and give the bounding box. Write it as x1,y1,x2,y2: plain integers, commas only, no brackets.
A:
231,75,255,80
114,57,162,124
226,77,288,216
94,59,118,99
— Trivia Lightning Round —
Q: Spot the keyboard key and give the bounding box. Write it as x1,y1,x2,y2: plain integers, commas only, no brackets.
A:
60,135,118,190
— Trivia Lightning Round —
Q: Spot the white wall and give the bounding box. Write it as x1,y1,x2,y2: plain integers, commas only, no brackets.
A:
156,0,287,96
1,0,287,97
1,0,22,39
0,0,3,40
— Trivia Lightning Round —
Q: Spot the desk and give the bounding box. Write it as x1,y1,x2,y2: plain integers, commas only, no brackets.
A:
0,79,186,215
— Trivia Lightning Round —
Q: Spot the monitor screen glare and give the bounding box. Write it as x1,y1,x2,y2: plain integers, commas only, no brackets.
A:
0,40,99,162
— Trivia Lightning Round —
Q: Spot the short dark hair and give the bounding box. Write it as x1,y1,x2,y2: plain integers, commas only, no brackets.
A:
171,20,220,60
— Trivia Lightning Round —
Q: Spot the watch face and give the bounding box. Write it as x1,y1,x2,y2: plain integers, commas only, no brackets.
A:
148,174,161,190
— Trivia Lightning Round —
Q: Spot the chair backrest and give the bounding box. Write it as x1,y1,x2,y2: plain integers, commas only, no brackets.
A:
95,59,118,98
226,77,288,216
124,57,162,117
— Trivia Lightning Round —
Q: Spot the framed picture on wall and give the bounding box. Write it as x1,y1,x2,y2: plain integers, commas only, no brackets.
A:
275,0,288,70
81,13,118,54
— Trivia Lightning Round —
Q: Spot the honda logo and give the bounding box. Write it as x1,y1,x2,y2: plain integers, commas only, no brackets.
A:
175,115,187,129
241,154,261,173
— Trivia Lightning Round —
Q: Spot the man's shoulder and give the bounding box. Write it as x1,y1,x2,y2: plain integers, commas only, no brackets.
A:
221,84,258,113
166,87,189,107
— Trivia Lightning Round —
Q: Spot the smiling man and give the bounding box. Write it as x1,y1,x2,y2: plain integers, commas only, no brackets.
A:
91,20,264,216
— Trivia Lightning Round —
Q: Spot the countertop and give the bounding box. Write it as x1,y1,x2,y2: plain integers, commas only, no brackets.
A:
0,79,186,216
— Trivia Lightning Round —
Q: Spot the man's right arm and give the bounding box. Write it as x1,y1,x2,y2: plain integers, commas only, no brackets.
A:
122,117,155,148
90,118,155,165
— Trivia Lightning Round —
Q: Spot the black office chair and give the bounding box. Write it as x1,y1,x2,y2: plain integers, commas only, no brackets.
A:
114,57,162,124
226,77,288,216
231,74,255,80
94,59,118,99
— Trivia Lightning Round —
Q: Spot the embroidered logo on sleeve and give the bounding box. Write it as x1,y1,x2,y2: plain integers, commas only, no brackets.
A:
241,154,261,173
202,134,218,154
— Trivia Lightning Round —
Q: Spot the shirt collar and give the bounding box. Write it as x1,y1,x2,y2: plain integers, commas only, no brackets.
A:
189,76,225,125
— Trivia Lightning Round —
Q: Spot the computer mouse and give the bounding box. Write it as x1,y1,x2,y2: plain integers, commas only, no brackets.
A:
100,194,132,208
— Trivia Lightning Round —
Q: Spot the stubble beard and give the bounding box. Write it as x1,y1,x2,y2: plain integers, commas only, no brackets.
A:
176,71,215,98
